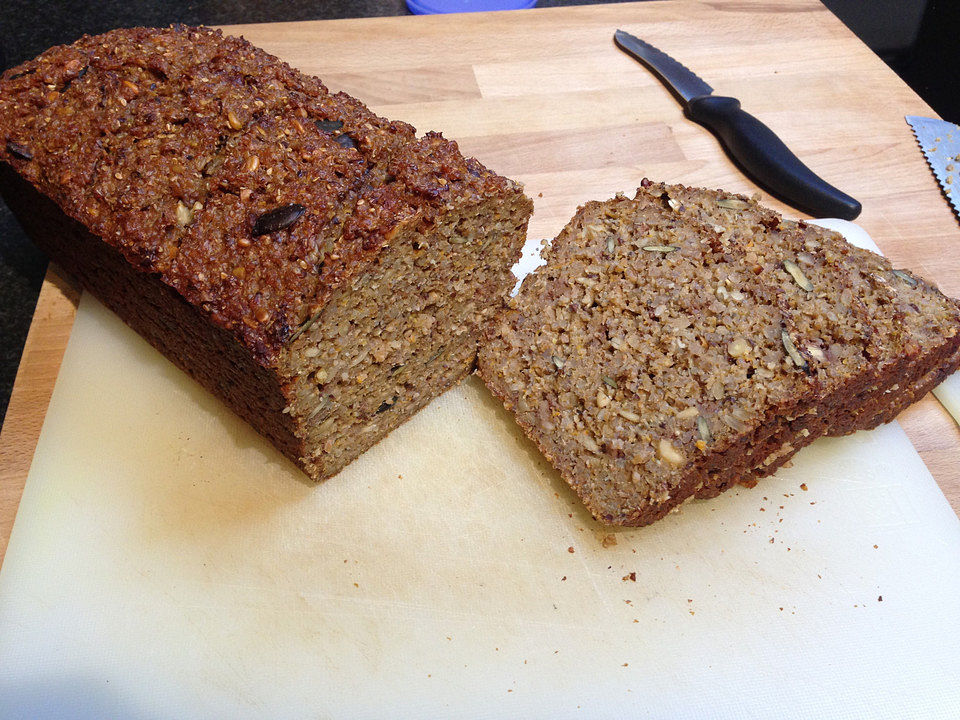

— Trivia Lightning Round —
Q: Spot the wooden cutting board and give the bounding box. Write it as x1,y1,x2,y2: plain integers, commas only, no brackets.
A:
1,2,960,716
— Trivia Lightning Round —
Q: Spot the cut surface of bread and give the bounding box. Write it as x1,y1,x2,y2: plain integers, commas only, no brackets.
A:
478,181,960,526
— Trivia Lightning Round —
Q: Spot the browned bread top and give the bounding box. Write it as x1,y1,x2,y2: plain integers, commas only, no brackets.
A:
0,25,518,363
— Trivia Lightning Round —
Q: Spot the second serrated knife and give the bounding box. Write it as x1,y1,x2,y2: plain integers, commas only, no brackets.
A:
614,29,861,220
906,115,960,221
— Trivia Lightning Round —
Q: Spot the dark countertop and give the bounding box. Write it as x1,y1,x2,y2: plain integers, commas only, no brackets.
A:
0,0,956,423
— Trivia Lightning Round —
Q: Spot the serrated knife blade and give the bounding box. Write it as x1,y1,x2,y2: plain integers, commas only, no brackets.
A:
905,116,960,424
906,115,960,220
613,30,712,103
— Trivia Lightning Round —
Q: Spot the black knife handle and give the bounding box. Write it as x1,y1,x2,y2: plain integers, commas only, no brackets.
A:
685,95,861,220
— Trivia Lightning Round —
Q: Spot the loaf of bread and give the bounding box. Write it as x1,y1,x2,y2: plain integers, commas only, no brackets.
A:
0,26,533,480
478,181,960,526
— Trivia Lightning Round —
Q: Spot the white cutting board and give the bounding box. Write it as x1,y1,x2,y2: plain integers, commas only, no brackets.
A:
1,226,960,719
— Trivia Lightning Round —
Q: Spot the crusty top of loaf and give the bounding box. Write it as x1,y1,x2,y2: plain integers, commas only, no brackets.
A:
0,25,519,363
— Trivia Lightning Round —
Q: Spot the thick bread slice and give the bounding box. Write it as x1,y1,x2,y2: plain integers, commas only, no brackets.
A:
478,181,960,526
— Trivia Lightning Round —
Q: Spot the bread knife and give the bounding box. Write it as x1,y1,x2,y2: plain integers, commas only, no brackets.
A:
906,115,960,221
614,29,861,220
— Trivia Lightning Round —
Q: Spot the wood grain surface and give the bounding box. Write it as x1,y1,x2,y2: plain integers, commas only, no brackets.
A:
2,0,959,565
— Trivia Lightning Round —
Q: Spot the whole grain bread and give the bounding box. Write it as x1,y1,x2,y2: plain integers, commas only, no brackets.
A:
478,181,960,526
0,26,533,480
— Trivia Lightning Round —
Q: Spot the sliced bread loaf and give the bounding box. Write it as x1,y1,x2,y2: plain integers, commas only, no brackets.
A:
0,26,534,481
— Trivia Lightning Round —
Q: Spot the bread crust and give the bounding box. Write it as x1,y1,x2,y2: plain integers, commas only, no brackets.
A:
0,165,303,461
0,25,524,365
